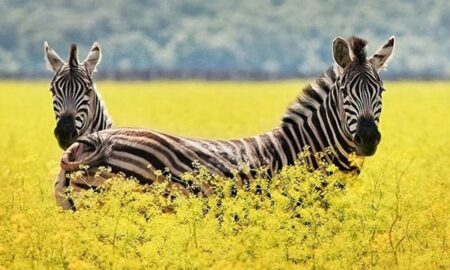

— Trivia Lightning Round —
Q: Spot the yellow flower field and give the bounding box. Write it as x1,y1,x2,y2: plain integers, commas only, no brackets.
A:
0,80,448,269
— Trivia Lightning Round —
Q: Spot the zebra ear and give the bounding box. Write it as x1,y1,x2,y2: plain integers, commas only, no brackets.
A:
44,41,65,73
332,37,352,69
369,36,395,71
83,42,102,74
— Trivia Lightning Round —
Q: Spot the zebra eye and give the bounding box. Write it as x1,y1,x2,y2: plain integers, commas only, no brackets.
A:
86,86,94,94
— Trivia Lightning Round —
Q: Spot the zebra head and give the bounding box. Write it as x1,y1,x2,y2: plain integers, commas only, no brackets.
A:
44,42,103,149
332,36,395,156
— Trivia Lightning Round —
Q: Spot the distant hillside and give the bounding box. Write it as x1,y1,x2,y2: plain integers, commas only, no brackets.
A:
0,0,449,79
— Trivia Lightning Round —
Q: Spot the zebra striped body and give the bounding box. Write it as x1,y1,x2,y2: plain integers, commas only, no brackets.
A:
55,36,395,209
45,42,112,149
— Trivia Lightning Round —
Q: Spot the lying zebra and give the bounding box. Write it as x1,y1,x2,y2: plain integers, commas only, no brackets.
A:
55,36,395,209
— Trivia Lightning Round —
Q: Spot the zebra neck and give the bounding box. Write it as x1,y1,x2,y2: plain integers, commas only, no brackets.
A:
272,67,359,172
89,85,112,133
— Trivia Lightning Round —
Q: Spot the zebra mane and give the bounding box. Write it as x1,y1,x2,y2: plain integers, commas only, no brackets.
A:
69,44,79,68
281,67,336,126
348,36,368,63
282,36,368,126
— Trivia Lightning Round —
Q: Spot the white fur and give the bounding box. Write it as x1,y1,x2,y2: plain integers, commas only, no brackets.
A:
83,42,102,74
369,36,395,71
44,41,65,72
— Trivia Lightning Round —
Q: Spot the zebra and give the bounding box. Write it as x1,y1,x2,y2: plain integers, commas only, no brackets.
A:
55,36,395,209
44,41,112,150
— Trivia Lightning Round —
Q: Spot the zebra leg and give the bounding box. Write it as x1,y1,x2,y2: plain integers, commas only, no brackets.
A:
69,168,115,193
56,139,111,209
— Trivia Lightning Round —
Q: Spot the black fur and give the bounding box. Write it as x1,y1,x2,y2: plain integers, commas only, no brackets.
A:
69,44,78,67
348,36,368,63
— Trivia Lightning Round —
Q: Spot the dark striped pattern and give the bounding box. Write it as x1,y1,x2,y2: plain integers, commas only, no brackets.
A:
50,58,112,142
55,36,395,209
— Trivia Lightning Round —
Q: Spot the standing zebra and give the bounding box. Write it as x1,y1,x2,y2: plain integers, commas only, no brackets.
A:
55,36,395,209
44,42,112,149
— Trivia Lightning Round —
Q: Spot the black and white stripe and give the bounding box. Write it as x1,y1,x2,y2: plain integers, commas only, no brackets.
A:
55,36,395,209
45,42,112,149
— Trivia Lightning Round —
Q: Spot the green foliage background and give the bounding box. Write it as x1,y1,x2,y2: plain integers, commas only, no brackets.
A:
1,0,449,78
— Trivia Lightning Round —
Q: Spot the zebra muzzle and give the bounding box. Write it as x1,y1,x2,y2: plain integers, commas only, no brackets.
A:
354,118,381,156
55,115,78,149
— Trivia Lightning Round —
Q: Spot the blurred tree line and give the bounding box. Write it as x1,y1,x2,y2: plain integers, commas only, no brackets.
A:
0,0,448,79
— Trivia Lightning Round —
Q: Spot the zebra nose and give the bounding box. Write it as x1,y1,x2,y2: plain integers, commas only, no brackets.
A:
70,129,78,139
354,133,362,145
355,119,380,143
55,115,78,148
354,131,380,146
354,117,381,156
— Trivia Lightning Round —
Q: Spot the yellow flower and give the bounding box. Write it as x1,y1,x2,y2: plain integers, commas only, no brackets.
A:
10,213,26,224
68,258,93,270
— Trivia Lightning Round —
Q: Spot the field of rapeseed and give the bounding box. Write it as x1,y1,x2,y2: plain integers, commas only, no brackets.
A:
0,81,448,269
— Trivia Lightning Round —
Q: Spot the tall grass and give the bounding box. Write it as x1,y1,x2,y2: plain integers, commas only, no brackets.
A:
0,81,448,269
